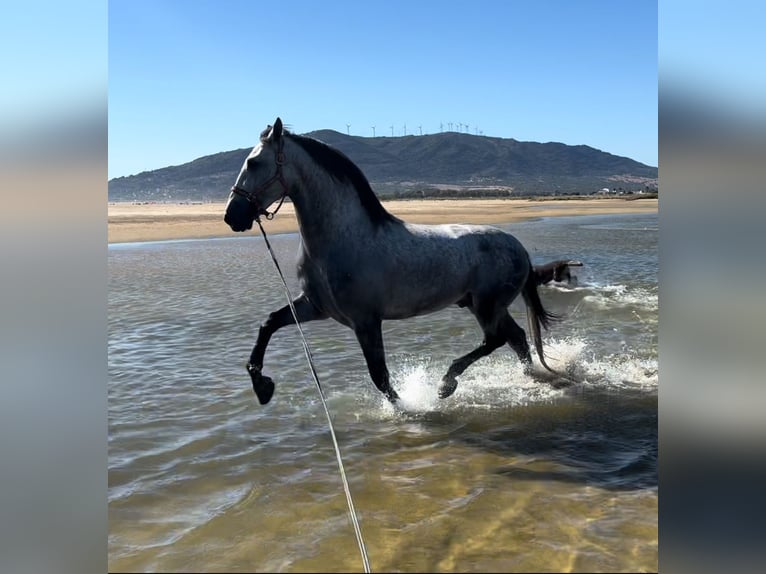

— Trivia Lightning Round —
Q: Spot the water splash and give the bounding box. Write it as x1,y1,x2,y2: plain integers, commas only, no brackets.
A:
370,336,657,418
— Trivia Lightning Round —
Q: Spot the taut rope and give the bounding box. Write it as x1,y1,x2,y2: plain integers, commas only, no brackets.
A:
254,217,372,573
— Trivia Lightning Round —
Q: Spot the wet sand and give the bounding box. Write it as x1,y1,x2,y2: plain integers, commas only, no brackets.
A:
108,197,658,244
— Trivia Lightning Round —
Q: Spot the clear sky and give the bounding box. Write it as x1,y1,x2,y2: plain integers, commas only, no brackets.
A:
108,0,657,179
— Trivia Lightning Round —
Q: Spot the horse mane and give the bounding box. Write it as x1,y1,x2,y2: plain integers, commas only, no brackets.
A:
287,132,398,227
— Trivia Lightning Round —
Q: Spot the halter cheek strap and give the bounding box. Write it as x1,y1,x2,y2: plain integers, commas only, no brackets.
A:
230,139,289,221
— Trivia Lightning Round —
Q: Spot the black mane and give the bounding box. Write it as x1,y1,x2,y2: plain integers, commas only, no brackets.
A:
288,132,398,227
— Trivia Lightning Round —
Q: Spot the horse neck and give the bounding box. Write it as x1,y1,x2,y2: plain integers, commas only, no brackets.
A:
288,152,380,252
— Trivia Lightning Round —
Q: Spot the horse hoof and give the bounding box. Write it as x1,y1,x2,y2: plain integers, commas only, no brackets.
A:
248,365,275,405
438,378,458,399
386,390,402,408
253,376,275,405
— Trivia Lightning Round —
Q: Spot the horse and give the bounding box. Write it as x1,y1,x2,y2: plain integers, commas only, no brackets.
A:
224,117,560,406
534,260,583,286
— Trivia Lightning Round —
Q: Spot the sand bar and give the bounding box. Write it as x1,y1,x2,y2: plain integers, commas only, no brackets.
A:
108,197,658,244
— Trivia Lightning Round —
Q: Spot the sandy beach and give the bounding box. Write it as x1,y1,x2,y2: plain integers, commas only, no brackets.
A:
108,197,658,244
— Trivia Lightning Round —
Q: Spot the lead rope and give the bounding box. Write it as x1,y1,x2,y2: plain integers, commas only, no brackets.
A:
255,218,372,574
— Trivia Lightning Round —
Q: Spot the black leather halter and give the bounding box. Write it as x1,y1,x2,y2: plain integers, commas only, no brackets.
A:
230,138,288,220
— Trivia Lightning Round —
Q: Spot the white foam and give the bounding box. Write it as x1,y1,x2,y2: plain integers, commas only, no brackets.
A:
545,336,658,390
543,282,583,292
572,282,657,312
574,353,658,390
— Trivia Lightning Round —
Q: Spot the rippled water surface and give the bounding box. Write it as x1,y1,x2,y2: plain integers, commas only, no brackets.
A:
109,213,657,572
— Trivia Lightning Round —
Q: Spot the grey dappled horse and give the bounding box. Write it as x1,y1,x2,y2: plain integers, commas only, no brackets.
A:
224,118,560,406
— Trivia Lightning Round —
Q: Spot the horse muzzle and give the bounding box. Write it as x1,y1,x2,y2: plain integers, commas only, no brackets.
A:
224,198,269,231
223,211,254,232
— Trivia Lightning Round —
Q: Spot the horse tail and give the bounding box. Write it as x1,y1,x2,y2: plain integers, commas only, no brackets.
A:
522,258,561,373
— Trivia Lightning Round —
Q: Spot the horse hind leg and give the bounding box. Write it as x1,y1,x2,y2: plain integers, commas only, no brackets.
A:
438,306,533,399
438,301,508,399
504,310,572,387
438,331,505,399
500,311,533,371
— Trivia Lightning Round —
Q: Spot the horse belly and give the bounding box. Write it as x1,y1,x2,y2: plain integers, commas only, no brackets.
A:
379,265,468,320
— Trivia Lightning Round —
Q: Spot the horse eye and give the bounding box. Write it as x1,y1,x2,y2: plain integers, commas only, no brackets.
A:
246,158,257,170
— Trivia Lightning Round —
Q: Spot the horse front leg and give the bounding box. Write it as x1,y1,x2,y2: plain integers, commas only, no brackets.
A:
354,320,400,405
247,294,325,405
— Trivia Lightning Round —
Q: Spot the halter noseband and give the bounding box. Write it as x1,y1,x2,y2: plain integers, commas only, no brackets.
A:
230,138,288,221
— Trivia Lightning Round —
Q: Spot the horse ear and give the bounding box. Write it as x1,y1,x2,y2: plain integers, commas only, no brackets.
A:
272,117,283,140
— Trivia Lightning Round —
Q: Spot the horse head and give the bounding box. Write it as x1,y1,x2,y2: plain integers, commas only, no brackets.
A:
224,117,289,232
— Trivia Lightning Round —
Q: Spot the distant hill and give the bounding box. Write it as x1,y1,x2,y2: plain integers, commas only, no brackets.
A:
108,130,657,202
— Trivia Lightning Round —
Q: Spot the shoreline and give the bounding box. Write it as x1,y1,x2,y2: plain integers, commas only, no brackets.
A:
108,197,658,244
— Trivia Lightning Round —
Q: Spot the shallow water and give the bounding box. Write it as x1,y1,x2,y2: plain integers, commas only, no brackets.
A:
109,213,657,572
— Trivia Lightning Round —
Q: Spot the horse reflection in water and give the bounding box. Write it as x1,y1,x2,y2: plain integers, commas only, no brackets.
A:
224,118,560,406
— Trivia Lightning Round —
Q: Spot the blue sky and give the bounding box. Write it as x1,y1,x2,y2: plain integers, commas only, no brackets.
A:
108,1,657,179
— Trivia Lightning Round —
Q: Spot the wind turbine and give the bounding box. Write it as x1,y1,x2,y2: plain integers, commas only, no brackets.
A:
418,125,422,136
403,123,407,136
346,124,351,135
390,124,394,137
371,125,376,137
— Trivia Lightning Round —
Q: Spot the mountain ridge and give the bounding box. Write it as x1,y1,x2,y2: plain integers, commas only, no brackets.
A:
108,130,657,202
